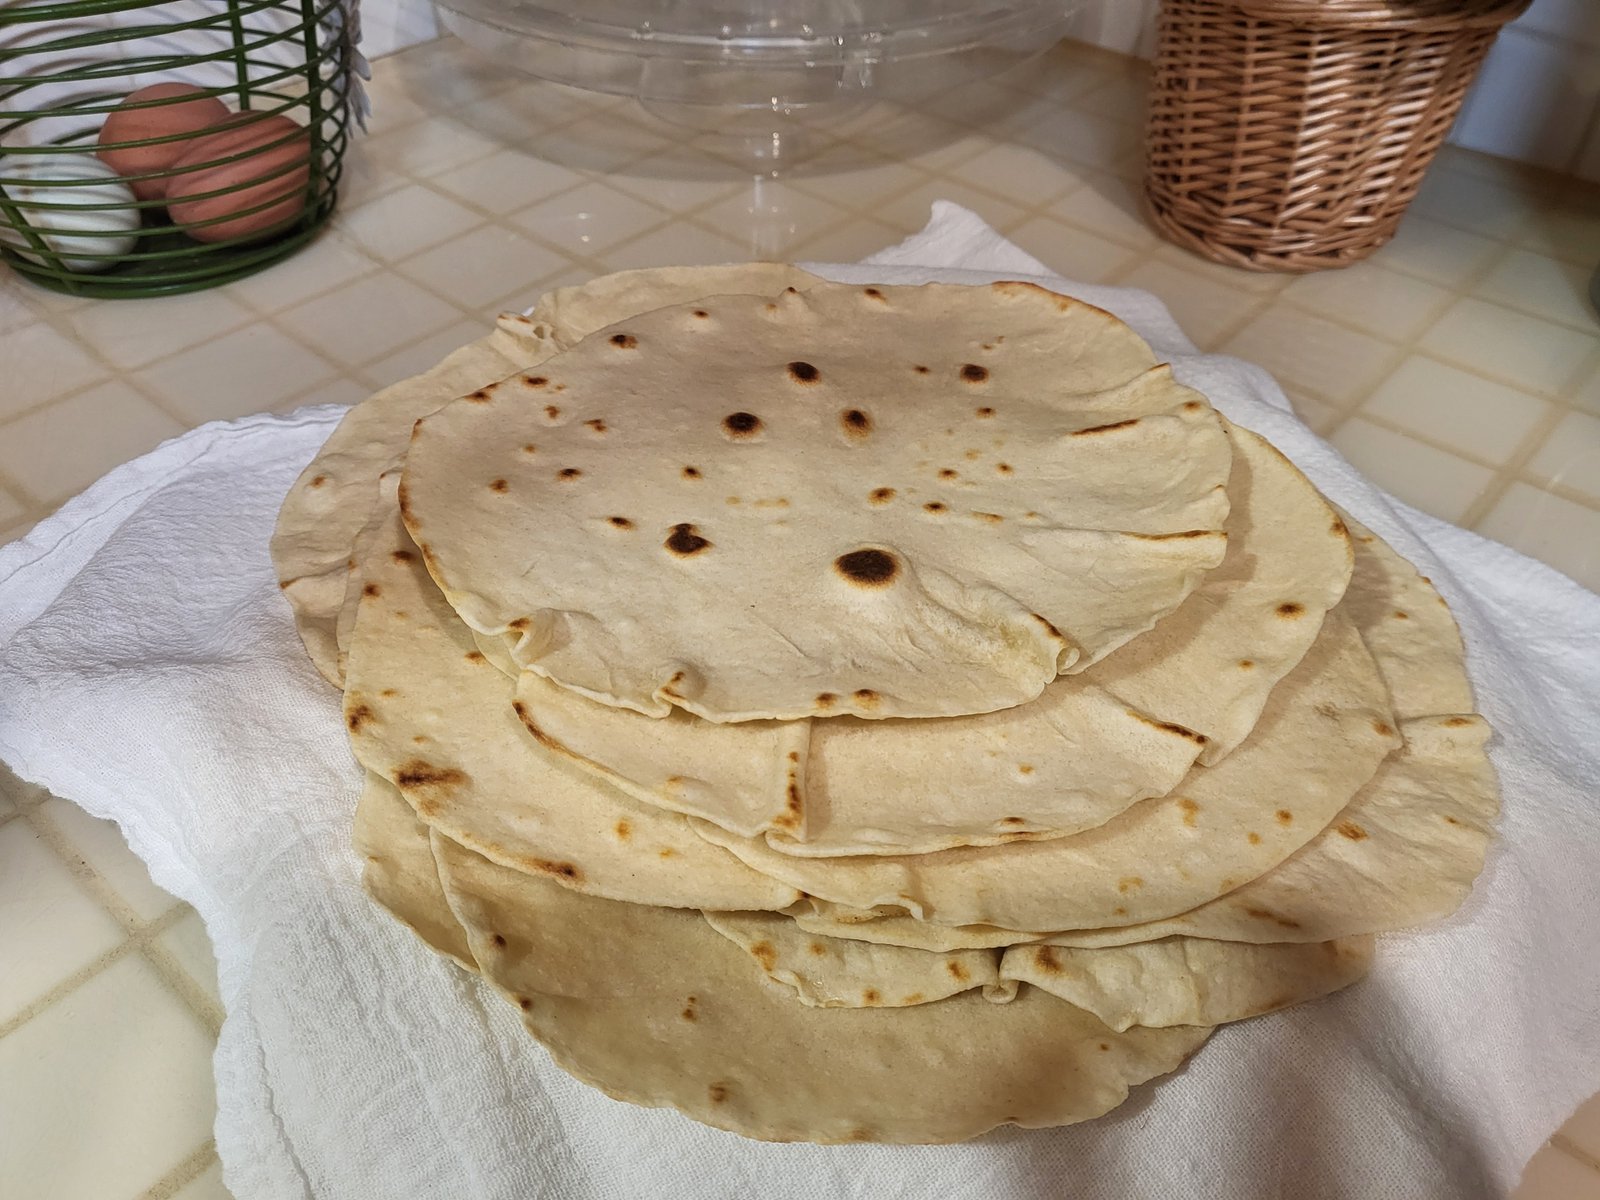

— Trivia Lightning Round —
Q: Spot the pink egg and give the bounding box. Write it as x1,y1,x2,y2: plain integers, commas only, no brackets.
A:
164,113,312,243
97,82,231,201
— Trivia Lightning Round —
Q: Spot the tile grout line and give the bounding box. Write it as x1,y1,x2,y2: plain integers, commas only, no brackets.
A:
137,1139,220,1200
1552,1134,1600,1177
1459,401,1578,531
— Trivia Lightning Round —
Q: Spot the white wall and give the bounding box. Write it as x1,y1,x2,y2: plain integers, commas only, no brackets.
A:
362,0,1600,181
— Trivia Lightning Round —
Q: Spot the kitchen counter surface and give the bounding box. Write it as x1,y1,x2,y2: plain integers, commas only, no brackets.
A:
1,33,1597,1200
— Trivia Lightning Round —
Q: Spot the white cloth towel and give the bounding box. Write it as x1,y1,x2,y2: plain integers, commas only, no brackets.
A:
2,205,1598,1200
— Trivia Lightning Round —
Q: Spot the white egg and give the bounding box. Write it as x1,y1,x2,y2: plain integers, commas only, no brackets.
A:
0,152,140,272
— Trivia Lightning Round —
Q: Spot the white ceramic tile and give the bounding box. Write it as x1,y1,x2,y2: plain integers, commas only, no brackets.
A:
512,181,667,257
1288,393,1347,437
697,183,854,262
1072,70,1151,124
604,155,750,212
61,292,256,371
1377,215,1505,289
1002,215,1143,286
1477,249,1599,330
134,326,341,423
275,274,464,368
872,181,1030,239
0,819,125,1023
1421,297,1596,397
1042,173,1158,250
1519,198,1600,269
34,797,179,923
424,147,587,215
598,222,747,272
1223,308,1400,404
946,143,1087,210
1330,418,1496,524
1361,357,1553,467
274,375,374,416
1560,1093,1600,1162
171,1157,232,1200
1572,358,1600,417
0,382,184,505
223,234,380,315
1282,264,1454,343
363,115,503,180
0,760,47,811
449,79,625,152
788,217,909,265
336,182,484,263
1410,165,1542,241
1525,409,1600,503
1118,256,1268,349
1151,244,1294,294
1452,27,1597,172
356,318,496,392
791,155,936,209
0,286,44,334
529,112,674,176
1516,1143,1600,1200
1477,481,1600,592
0,482,30,530
1,322,109,422
336,143,410,210
0,954,218,1200
156,908,221,1009
398,224,572,310
1014,108,1142,174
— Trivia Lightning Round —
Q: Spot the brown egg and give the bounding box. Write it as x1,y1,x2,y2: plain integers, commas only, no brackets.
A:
97,82,231,200
164,113,312,243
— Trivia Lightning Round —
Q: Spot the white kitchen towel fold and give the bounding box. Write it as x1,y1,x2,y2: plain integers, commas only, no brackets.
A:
2,204,1598,1200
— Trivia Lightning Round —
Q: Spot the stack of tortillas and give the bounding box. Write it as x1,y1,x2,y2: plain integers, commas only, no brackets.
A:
271,265,1498,1145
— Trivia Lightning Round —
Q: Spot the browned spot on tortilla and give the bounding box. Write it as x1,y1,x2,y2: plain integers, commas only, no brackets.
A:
996,463,1014,477
1331,516,1349,537
1113,906,1127,916
489,478,509,493
362,583,380,598
659,848,676,858
1244,905,1302,930
1018,763,1035,775
1277,602,1305,617
808,941,826,957
750,941,777,970
544,405,560,420
692,309,709,319
869,487,896,504
938,468,958,480
666,523,711,556
521,856,581,880
308,474,326,488
681,1000,697,1021
1247,832,1262,845
609,516,634,529
946,961,969,982
902,993,924,1005
512,701,563,754
1130,528,1215,541
862,989,881,1005
1276,809,1293,825
1033,946,1063,974
1444,716,1475,727
723,411,763,438
516,995,532,1011
1444,815,1462,826
1373,719,1395,737
914,364,930,374
814,692,837,711
380,689,397,698
395,760,466,790
681,466,702,480
1394,609,1410,620
466,388,491,403
1337,821,1369,841
614,819,631,839
1031,613,1065,642
1239,659,1255,669
609,333,637,348
1073,418,1140,436
708,1083,729,1103
1118,876,1144,893
840,409,873,439
1178,798,1200,826
411,735,427,745
786,777,801,814
853,689,880,708
464,650,486,664
923,501,948,513
346,705,374,732
584,418,608,433
848,1127,875,1143
972,511,1004,524
834,548,898,586
521,444,537,455
1129,710,1210,745
557,467,582,481
975,406,995,418
960,363,989,383
787,361,820,384
1098,1042,1111,1052
863,287,885,301
522,375,548,388
489,933,507,948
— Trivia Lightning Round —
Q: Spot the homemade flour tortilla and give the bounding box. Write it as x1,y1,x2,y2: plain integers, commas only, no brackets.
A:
402,281,1232,722
342,477,799,913
431,832,1214,1144
272,264,822,686
510,419,1351,855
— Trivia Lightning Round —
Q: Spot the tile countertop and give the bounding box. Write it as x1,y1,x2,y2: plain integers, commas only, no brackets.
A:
2,33,1599,1200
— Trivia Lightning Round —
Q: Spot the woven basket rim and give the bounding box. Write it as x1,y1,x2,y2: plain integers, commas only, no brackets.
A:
1224,0,1532,32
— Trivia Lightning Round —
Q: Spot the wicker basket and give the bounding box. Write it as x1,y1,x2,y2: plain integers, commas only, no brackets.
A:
1144,0,1531,273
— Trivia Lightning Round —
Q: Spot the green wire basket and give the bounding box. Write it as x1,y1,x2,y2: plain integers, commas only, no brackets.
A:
0,0,355,298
